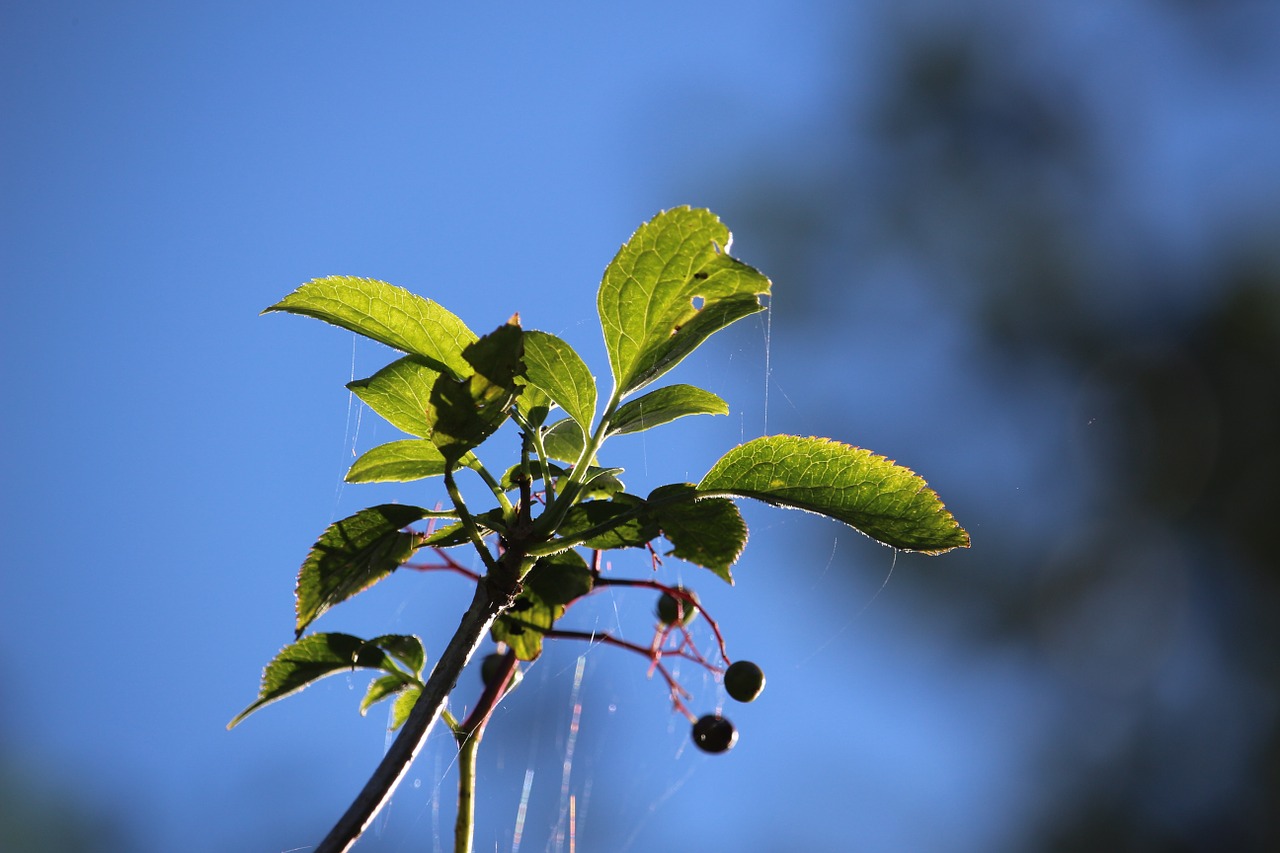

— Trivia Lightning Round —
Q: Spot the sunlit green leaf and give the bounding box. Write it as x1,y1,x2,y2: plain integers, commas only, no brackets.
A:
368,633,427,678
228,632,409,729
347,356,440,438
541,418,587,464
597,207,770,397
391,684,421,730
345,440,447,483
610,384,728,436
524,330,596,432
295,505,427,636
698,436,970,554
361,674,411,717
647,484,746,584
264,276,475,378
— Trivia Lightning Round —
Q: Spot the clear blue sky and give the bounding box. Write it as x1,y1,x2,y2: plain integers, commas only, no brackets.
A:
4,2,1278,852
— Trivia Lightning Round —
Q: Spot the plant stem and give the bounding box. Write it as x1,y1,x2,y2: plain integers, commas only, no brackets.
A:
454,731,480,853
313,574,521,852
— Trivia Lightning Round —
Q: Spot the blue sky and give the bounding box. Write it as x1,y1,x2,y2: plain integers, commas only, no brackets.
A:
5,2,1279,852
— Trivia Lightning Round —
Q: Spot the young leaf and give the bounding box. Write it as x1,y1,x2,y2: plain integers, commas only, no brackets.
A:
361,674,412,717
346,440,448,483
367,633,427,678
697,436,970,554
295,505,429,637
228,632,407,729
610,384,728,436
646,484,746,584
523,330,597,432
541,418,587,464
390,684,421,730
264,277,475,379
427,320,525,462
597,207,770,397
347,356,441,438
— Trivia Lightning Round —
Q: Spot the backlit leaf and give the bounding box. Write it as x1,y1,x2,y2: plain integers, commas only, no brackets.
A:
228,632,415,729
345,440,447,483
264,276,475,378
698,436,970,554
610,384,728,436
597,208,770,397
524,330,596,432
347,356,440,438
295,505,428,636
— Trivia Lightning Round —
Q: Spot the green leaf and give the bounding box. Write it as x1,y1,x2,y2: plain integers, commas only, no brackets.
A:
500,460,567,492
541,418,588,464
228,632,405,729
647,484,746,584
610,384,728,436
597,208,770,397
697,436,970,554
523,330,597,432
491,550,592,661
390,684,421,730
556,494,657,549
368,633,427,678
347,356,441,438
417,508,505,548
346,440,448,483
516,381,552,430
427,320,525,463
361,674,412,717
295,505,428,636
264,277,475,378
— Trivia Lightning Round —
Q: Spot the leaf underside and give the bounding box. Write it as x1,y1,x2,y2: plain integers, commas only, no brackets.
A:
698,436,970,554
492,550,593,661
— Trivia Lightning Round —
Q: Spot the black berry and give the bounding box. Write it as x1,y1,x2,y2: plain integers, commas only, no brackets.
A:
656,587,699,627
723,660,765,703
691,714,737,754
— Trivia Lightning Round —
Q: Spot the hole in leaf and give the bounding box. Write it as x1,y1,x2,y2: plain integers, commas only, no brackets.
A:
691,296,705,309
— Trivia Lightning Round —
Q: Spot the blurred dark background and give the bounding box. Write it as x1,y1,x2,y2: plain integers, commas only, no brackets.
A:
4,2,1278,851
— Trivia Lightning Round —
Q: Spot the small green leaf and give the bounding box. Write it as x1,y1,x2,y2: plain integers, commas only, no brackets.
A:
610,384,728,436
698,436,970,554
597,208,770,397
524,330,597,432
391,684,421,730
361,674,412,716
500,460,567,492
368,633,427,678
541,418,588,464
347,356,441,438
228,632,402,729
264,277,475,378
418,508,505,548
556,494,657,549
524,550,595,608
346,440,448,483
492,550,592,661
647,484,746,584
295,505,428,636
427,320,525,462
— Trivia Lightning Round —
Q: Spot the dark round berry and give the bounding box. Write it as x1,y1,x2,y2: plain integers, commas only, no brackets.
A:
691,714,737,754
723,660,766,703
656,587,699,627
479,653,520,692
